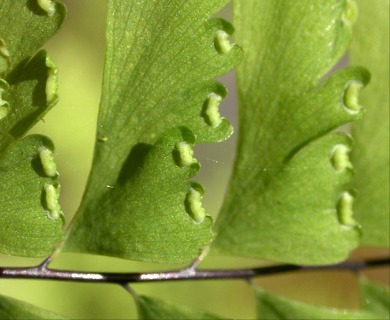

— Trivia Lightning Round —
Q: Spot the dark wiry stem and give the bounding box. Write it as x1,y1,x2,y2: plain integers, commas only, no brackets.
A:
0,257,388,284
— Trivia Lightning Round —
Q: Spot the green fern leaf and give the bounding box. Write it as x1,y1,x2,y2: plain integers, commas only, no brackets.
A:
64,0,242,263
0,135,63,256
213,0,369,264
136,295,221,320
254,285,385,320
0,0,65,76
0,294,66,320
360,278,390,319
0,0,65,150
350,0,389,246
66,128,214,262
0,50,59,150
0,1,65,257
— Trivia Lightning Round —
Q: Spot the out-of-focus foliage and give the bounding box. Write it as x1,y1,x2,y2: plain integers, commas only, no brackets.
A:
137,295,222,320
359,277,390,318
0,294,66,319
255,278,389,320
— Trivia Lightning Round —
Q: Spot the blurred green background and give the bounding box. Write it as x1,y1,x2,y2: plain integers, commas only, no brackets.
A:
0,1,388,319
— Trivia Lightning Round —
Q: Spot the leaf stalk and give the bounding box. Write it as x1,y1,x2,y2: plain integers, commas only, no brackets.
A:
0,257,388,284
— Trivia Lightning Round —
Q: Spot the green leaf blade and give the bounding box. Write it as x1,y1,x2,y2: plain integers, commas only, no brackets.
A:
254,286,380,320
0,1,65,257
0,50,59,151
0,294,66,320
66,128,214,262
0,0,65,151
215,133,361,264
0,0,66,77
350,0,389,247
65,0,242,263
213,0,366,264
360,278,390,319
137,295,222,320
0,135,64,257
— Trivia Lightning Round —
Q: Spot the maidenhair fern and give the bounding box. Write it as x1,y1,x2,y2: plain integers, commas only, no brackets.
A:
254,278,389,320
213,0,369,264
63,0,243,263
0,1,65,257
350,0,389,246
0,0,388,319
